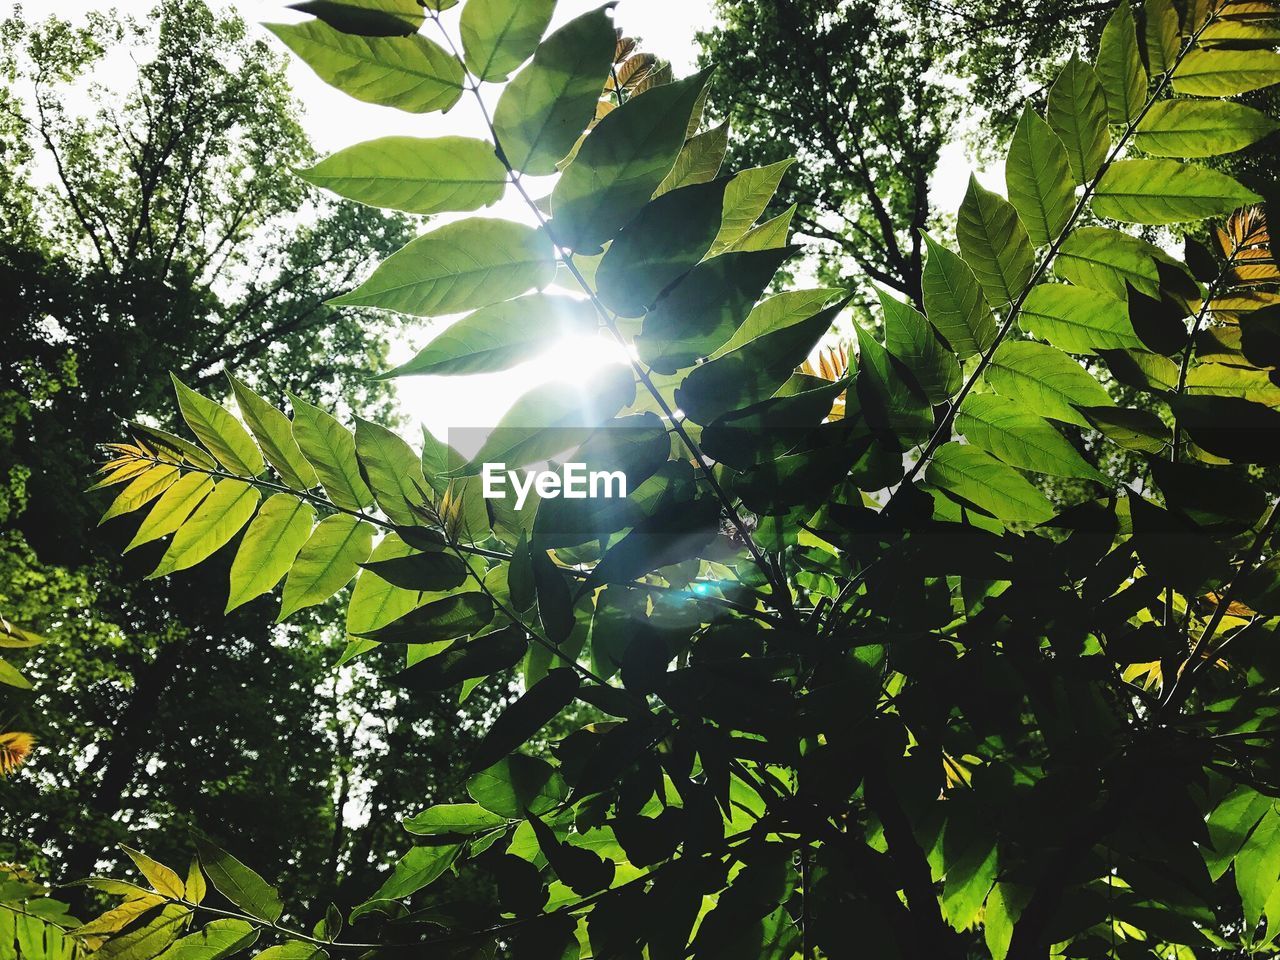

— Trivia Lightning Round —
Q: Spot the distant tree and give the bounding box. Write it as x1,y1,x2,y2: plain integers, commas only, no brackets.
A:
697,0,958,311
0,0,502,913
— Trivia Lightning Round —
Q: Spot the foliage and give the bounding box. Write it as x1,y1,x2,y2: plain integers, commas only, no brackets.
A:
82,0,1280,958
696,0,956,309
0,0,505,913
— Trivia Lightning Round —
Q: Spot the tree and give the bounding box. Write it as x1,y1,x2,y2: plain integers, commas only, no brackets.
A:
0,0,505,913
48,0,1280,959
697,0,956,310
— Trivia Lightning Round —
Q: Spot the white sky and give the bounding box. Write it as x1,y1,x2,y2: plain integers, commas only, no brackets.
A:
17,0,982,441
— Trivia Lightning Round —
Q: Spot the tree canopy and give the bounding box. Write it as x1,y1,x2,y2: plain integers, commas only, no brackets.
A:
6,0,1280,958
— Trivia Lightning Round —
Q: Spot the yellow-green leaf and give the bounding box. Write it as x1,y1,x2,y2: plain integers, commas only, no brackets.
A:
171,375,264,477
956,176,1035,306
150,480,261,579
228,375,318,490
121,846,185,899
226,495,317,613
125,472,215,552
289,393,374,512
100,465,180,524
1046,56,1109,184
278,514,375,621
353,418,428,526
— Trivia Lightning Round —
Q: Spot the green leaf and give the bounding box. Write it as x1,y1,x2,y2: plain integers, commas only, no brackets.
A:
926,443,1055,524
358,592,495,644
0,658,31,689
551,68,714,253
596,177,731,316
493,6,617,176
707,159,795,256
921,233,998,359
251,943,325,960
459,0,554,82
124,473,215,552
289,393,374,512
403,803,507,836
120,847,185,899
1078,404,1170,452
330,218,557,317
466,754,568,818
227,375,317,490
713,287,845,358
881,290,962,404
368,844,461,903
359,551,467,591
956,176,1035,306
723,203,797,253
1046,55,1109,184
1236,808,1280,929
1019,283,1140,353
100,465,180,524
265,20,463,112
986,340,1112,425
155,919,259,960
171,375,263,478
150,480,261,579
385,294,597,378
1097,1,1147,124
1166,394,1280,464
353,417,428,525
1134,100,1279,157
288,0,422,38
346,533,421,639
193,835,283,923
470,668,580,772
675,296,844,425
460,364,636,473
1006,106,1075,247
1172,49,1280,96
94,904,191,960
1093,159,1262,224
278,514,374,620
956,394,1104,479
225,495,316,613
298,136,507,215
653,122,729,196
855,326,934,446
637,246,796,374
1145,0,1179,76
1055,225,1180,299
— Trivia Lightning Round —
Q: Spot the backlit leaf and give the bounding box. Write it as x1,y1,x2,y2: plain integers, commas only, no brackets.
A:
150,481,260,579
289,393,374,511
265,20,464,112
225,495,316,613
1097,1,1147,123
278,514,375,620
956,394,1104,479
493,6,617,175
1046,56,1109,184
330,218,557,318
1134,100,1279,157
384,295,598,377
552,68,713,253
986,340,1112,425
1006,106,1075,247
956,176,1035,306
227,375,317,490
459,0,554,82
921,233,998,359
193,835,283,923
171,376,263,478
1019,283,1141,353
1094,159,1261,224
926,443,1055,524
298,136,507,215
